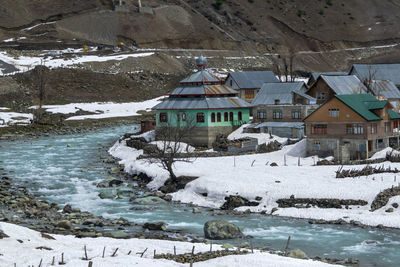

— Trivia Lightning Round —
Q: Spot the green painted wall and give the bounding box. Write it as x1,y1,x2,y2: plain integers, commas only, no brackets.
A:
155,109,250,127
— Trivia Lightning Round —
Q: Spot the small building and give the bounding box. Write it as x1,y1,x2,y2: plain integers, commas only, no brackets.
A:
349,64,400,87
140,120,155,133
152,56,251,147
244,122,305,139
306,75,367,104
307,72,348,86
251,82,318,138
304,94,400,161
225,71,280,103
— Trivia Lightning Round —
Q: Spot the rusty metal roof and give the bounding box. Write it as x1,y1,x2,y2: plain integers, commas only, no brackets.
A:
170,84,237,96
152,96,250,110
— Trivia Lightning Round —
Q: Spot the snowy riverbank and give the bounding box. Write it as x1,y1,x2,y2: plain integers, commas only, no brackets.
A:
0,222,334,267
109,130,400,229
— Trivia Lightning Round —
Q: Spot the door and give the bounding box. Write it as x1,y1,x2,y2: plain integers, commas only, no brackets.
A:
368,140,372,152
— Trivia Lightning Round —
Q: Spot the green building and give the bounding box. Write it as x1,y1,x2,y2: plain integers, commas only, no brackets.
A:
152,56,251,147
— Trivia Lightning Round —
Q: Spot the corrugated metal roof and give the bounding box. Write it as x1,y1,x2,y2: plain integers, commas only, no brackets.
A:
251,82,308,105
336,94,384,121
254,122,304,129
228,71,279,89
369,80,400,99
311,72,348,80
293,90,316,102
152,96,250,110
364,100,387,110
170,85,237,96
321,75,367,95
389,109,400,119
350,64,400,85
180,70,221,84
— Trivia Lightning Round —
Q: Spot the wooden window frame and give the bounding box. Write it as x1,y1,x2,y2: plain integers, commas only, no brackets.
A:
196,112,205,123
159,112,168,123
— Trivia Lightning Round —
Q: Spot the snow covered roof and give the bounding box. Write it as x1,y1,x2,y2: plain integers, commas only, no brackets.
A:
350,64,400,85
227,71,279,89
152,96,250,110
252,82,312,105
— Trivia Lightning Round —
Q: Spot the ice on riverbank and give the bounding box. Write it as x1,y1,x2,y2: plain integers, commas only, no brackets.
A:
0,222,334,266
109,136,400,228
0,110,33,127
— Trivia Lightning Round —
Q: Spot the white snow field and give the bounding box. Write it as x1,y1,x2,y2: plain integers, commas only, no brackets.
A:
0,51,154,75
32,96,164,121
0,110,33,127
0,222,334,267
109,127,400,229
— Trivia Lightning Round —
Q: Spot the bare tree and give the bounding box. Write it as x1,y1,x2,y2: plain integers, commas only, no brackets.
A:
362,65,377,96
271,48,297,82
32,62,49,109
145,114,197,181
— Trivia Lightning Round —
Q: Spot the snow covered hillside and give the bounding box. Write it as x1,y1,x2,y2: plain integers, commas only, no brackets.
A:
0,222,334,267
109,132,400,228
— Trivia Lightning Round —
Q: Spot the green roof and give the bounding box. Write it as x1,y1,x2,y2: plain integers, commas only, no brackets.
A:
389,109,400,119
335,94,385,121
364,100,387,110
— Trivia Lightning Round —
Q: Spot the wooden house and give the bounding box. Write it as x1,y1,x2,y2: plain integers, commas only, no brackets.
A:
304,94,400,161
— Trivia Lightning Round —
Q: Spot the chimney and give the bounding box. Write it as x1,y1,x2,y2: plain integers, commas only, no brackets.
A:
274,99,280,105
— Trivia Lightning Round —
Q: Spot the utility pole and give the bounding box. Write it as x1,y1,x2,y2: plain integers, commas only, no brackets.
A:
138,0,142,7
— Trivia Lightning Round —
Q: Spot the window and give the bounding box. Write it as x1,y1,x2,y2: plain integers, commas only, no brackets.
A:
257,109,266,119
312,124,327,134
346,124,364,134
229,112,233,121
217,112,221,122
328,109,339,118
230,80,233,87
317,92,326,100
159,112,168,122
292,110,301,119
385,122,390,133
238,111,242,121
273,110,282,119
245,90,255,99
371,123,377,134
196,112,205,123
211,113,216,123
224,112,228,122
312,141,321,151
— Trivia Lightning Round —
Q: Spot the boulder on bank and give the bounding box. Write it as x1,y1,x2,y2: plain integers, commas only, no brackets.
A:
143,222,166,231
131,196,167,205
204,220,243,240
220,195,259,210
288,249,308,259
55,220,72,230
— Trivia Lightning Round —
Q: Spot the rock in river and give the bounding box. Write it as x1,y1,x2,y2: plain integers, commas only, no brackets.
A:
143,222,166,231
131,196,167,205
204,220,243,240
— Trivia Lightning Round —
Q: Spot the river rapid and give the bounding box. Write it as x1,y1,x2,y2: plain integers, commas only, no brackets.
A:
0,125,399,267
